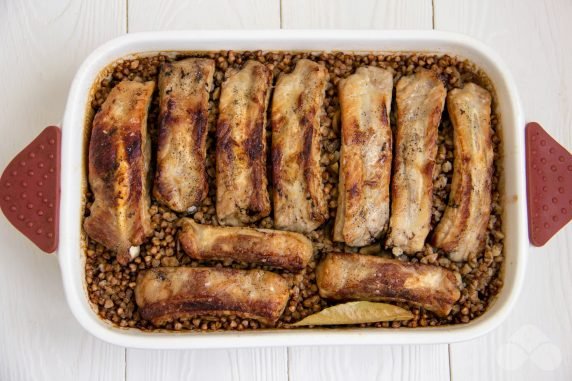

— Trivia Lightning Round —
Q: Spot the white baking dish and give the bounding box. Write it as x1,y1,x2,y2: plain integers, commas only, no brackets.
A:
2,30,530,348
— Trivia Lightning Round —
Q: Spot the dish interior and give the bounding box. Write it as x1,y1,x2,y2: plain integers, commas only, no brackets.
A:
82,49,505,332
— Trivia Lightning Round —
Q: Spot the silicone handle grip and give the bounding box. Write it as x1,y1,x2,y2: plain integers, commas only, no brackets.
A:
525,122,572,246
0,126,61,252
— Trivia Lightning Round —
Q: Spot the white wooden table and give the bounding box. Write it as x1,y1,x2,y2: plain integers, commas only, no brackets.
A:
1,0,570,380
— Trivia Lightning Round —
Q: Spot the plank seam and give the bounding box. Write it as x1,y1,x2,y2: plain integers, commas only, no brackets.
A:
431,0,435,29
126,0,129,33
287,347,291,381
448,344,453,381
124,348,127,381
279,0,283,28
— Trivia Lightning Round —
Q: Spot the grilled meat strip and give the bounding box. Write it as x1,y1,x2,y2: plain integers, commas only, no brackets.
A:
153,58,215,212
316,253,461,317
431,83,494,262
179,218,313,273
84,80,155,265
272,59,329,233
216,60,272,226
386,69,447,255
333,66,394,247
135,267,290,325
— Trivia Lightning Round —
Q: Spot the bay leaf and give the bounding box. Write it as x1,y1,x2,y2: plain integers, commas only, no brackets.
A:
291,301,413,326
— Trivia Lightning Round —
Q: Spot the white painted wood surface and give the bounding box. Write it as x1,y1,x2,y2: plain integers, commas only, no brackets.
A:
126,349,288,381
288,346,450,381
128,0,280,32
1,0,571,380
281,0,433,29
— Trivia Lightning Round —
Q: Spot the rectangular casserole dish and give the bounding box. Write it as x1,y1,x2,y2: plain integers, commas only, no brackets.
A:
2,30,531,348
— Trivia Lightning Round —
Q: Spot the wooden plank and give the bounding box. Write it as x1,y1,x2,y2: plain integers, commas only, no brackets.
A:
125,2,284,381
281,0,432,29
126,349,288,381
0,0,127,379
288,346,450,381
435,0,572,380
128,0,280,31
280,1,450,380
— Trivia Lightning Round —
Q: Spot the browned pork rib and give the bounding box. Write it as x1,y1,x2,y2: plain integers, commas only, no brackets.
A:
431,83,494,262
84,81,155,265
153,58,215,212
178,218,313,273
135,267,290,325
316,253,461,317
333,66,393,247
272,59,329,233
216,60,272,226
386,69,447,255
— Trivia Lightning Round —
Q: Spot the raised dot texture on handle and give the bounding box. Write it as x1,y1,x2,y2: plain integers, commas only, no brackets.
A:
526,122,572,246
0,126,61,252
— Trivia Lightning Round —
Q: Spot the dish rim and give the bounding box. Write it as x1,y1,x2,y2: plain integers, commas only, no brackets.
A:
58,29,527,349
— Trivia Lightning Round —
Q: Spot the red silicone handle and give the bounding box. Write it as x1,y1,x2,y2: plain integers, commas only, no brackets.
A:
0,126,61,252
525,122,572,246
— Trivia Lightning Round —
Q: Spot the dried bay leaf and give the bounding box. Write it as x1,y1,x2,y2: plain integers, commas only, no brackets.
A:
291,301,413,326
